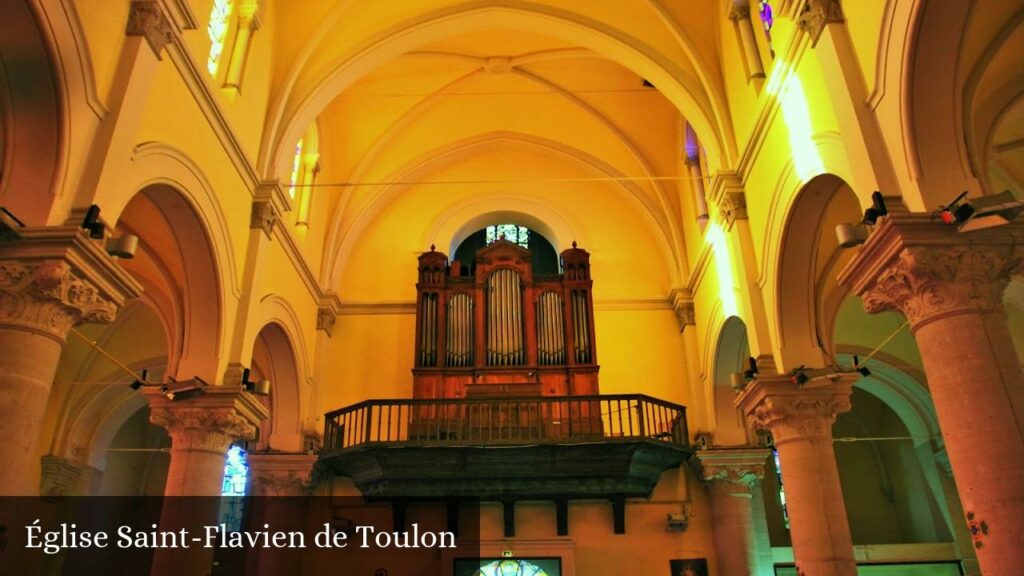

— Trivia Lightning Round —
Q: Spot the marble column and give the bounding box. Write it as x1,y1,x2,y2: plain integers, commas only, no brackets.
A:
838,214,1024,575
145,386,268,575
0,227,140,495
693,448,770,576
735,375,856,576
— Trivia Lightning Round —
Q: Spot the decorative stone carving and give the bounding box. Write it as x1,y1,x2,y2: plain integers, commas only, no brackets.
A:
484,57,513,74
859,247,1018,329
734,375,854,445
0,260,118,340
150,406,257,453
126,0,174,58
693,448,769,490
673,301,695,332
798,0,844,46
728,1,752,21
718,190,748,227
251,198,279,238
40,455,102,497
317,306,337,336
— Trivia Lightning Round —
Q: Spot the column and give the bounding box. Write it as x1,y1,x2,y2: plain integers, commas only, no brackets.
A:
145,386,268,575
223,0,261,90
247,454,316,576
0,227,140,495
693,448,770,576
685,155,710,223
838,214,1024,575
735,375,856,576
39,455,103,497
729,1,765,80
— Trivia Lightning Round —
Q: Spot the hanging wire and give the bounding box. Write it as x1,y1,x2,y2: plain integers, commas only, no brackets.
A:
67,327,152,386
285,174,713,189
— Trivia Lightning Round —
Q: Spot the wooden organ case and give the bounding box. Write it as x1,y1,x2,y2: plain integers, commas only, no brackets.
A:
414,239,599,400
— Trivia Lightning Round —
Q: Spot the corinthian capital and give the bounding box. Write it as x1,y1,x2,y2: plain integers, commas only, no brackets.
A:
145,385,270,453
0,227,141,341
838,213,1024,330
861,248,1016,327
734,375,854,445
126,0,175,58
692,448,770,490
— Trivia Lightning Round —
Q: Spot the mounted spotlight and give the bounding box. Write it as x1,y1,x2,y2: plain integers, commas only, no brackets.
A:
956,191,1024,233
81,204,105,239
130,369,149,391
742,356,758,380
106,234,138,259
242,367,271,396
853,355,871,377
789,365,809,386
730,372,747,392
862,191,888,225
163,376,207,401
835,222,868,248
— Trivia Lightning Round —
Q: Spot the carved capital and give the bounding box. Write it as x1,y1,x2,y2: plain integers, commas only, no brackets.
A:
145,385,269,453
0,260,118,341
250,198,279,238
838,214,1024,331
126,0,174,58
248,454,317,496
860,247,1017,329
798,0,844,46
317,306,337,336
735,375,854,445
693,448,770,491
719,190,748,227
39,455,102,497
729,1,752,21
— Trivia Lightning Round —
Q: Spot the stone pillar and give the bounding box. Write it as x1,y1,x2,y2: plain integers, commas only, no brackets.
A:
735,375,856,576
729,1,765,80
246,454,316,576
0,227,140,495
145,386,268,575
693,448,770,576
39,455,102,497
838,214,1024,575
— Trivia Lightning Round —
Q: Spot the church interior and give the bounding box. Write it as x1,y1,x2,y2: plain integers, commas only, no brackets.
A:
1,0,1023,575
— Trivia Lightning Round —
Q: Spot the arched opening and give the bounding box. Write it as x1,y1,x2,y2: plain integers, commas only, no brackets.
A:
0,0,63,223
773,174,861,370
98,406,170,496
115,184,224,382
711,316,750,447
250,322,303,452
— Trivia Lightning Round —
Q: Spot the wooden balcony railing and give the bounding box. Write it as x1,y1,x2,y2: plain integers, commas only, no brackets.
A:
322,394,689,452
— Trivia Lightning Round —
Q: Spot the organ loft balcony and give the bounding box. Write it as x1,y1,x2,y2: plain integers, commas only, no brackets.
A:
316,234,691,533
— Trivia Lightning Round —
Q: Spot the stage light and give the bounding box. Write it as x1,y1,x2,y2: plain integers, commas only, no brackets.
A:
862,191,888,225
853,355,871,377
242,367,271,396
106,234,138,259
742,356,758,380
81,205,105,239
835,223,868,248
130,369,149,391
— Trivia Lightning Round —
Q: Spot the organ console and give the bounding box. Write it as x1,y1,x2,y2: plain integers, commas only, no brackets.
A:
414,238,599,400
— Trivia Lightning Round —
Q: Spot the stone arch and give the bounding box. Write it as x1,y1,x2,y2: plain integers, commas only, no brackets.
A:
770,173,861,371
245,299,309,453
115,183,225,382
710,316,751,447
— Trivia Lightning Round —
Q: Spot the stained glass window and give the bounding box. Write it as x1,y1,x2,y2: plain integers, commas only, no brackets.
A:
288,138,304,200
486,224,529,248
219,444,248,531
474,559,549,576
207,0,233,76
772,447,789,529
759,1,774,37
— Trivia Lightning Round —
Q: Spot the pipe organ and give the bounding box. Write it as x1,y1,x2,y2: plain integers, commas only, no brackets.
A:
414,239,599,399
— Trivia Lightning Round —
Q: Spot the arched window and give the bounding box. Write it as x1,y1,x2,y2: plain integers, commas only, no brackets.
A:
207,0,233,76
219,444,249,531
486,224,529,248
287,138,304,200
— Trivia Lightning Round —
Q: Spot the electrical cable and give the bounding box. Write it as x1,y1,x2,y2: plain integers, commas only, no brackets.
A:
67,327,151,386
